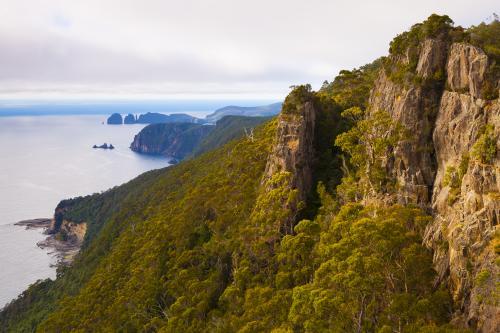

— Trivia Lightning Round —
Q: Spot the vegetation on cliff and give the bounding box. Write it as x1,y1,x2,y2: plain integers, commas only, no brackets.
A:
2,14,498,333
130,122,214,158
130,115,270,160
191,115,270,157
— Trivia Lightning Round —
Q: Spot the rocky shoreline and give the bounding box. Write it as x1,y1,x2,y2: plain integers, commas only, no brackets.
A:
14,218,51,229
14,218,83,266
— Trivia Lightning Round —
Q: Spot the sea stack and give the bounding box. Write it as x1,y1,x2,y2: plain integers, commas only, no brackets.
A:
107,113,123,125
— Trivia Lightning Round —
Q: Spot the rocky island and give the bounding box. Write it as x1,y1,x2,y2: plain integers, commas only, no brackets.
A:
106,112,200,125
93,143,114,149
123,113,137,124
104,102,282,127
106,113,122,124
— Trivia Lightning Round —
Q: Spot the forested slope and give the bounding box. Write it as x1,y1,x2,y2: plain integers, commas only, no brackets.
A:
1,14,498,333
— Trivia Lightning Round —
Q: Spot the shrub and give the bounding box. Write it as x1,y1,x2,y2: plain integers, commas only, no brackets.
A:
282,84,314,115
474,270,491,287
471,125,497,164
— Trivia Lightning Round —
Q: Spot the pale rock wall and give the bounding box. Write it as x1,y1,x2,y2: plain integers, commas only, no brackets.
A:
368,39,498,331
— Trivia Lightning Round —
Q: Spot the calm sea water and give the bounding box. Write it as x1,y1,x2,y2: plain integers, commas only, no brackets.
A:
0,114,209,308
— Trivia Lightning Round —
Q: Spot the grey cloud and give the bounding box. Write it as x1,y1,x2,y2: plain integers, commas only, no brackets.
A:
0,0,497,98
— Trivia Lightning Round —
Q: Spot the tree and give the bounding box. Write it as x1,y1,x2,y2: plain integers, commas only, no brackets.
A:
335,110,408,200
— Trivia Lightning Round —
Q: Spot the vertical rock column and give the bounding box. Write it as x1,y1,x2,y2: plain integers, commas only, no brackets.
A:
425,42,499,332
367,38,448,206
261,97,317,233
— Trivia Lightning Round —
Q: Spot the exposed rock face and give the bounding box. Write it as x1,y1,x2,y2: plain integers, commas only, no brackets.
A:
446,43,489,98
40,220,87,265
368,39,499,331
416,39,449,78
426,93,499,331
262,99,316,231
368,38,448,206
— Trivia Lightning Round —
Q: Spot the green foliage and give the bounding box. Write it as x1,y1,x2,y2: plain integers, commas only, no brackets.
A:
468,19,500,61
320,59,382,110
471,124,497,164
386,14,456,86
3,15,486,331
335,110,408,200
341,106,364,122
288,204,453,332
132,122,214,158
443,166,460,188
282,84,314,115
443,165,460,205
474,270,491,287
389,14,454,56
192,115,271,157
305,93,349,214
442,153,470,205
250,171,302,241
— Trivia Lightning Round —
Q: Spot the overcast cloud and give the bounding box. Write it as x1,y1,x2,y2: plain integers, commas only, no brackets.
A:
0,0,497,100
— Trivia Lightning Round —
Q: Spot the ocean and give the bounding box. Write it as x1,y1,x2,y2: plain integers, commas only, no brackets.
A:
0,112,209,308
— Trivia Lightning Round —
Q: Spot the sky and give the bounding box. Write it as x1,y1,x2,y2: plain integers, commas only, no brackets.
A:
0,0,497,101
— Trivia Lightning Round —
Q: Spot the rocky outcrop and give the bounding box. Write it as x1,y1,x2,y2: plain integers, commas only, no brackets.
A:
124,114,137,124
368,38,448,206
446,43,489,99
261,95,316,232
425,64,499,330
368,38,499,331
416,38,449,78
263,101,316,203
107,113,123,125
40,220,87,265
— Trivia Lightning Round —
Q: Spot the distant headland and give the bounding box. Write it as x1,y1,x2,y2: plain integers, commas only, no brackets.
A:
105,102,282,126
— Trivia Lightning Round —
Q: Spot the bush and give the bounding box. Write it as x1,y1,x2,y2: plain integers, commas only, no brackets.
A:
282,84,314,115
471,125,497,164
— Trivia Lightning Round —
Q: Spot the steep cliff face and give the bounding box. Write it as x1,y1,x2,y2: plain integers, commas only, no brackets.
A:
369,37,499,331
263,102,316,200
425,43,499,331
261,89,316,232
368,37,448,206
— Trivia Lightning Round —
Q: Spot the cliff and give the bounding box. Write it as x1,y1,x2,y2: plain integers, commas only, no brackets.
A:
366,20,499,331
260,86,317,233
1,15,498,333
426,45,499,331
130,122,214,159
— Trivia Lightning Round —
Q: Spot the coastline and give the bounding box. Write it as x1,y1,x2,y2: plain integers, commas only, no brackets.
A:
14,218,84,266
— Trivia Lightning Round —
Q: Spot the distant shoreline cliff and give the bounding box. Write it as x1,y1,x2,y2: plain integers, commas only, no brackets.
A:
130,115,270,159
105,102,282,125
